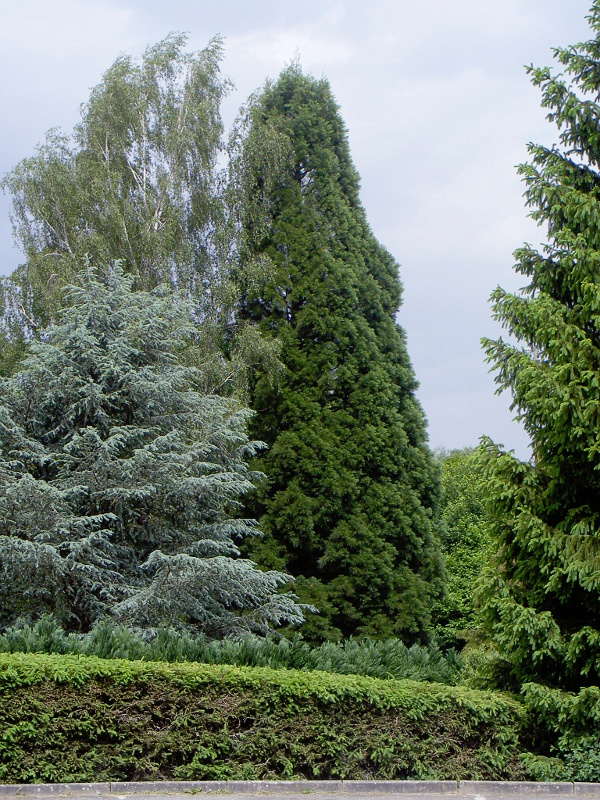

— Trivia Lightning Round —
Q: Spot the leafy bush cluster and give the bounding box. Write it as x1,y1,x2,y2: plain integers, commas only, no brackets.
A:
432,448,492,648
0,616,462,685
519,683,600,782
0,652,525,783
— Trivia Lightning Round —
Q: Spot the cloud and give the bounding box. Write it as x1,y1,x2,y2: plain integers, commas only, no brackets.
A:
0,0,593,457
0,1,142,160
226,29,355,72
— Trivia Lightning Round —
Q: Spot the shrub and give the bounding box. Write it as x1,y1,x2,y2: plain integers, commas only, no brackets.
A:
0,652,525,783
0,616,462,685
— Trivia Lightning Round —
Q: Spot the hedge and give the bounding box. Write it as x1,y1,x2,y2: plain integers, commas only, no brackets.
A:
0,652,526,784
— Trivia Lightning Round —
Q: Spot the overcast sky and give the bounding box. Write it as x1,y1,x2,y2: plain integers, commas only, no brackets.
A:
0,0,593,459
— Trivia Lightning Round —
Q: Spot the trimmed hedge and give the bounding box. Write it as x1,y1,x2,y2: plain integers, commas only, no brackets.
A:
0,652,526,783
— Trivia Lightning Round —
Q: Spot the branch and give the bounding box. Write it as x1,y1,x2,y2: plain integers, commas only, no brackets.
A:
18,304,38,328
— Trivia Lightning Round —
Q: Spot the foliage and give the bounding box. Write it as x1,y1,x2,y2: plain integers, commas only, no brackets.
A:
0,268,303,635
519,682,600,782
0,615,463,685
0,651,526,782
480,0,600,778
431,449,492,648
481,0,600,693
237,65,444,642
1,34,279,390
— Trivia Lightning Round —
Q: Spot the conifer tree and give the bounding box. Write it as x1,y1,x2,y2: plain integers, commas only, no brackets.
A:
237,67,444,641
480,3,600,776
481,2,600,690
0,267,303,636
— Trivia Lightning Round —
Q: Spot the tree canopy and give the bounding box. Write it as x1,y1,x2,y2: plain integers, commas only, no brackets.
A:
0,267,303,636
238,66,444,642
1,34,278,390
480,2,600,776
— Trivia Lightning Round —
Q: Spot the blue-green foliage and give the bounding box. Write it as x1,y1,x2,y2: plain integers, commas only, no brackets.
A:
0,616,463,685
0,268,303,636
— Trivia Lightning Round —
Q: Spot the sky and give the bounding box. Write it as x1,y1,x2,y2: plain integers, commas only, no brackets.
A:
0,0,593,459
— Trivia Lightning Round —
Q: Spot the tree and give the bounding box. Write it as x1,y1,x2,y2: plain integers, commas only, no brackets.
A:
431,449,492,648
480,3,600,778
237,66,444,642
0,267,303,637
1,34,278,390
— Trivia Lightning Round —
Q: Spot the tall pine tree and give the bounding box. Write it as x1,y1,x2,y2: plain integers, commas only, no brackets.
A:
237,67,444,641
480,2,600,778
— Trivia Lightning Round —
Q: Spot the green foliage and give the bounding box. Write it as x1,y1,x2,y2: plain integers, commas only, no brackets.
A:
3,34,226,317
519,682,600,781
481,1,600,691
1,34,279,390
0,616,463,685
237,65,444,642
0,268,303,635
479,0,600,773
0,651,526,782
432,449,492,648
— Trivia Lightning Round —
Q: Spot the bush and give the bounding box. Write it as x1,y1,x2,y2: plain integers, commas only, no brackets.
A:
0,652,525,783
0,616,463,685
432,448,492,649
519,683,600,782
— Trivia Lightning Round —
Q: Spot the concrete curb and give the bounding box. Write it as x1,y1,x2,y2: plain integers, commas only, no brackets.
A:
0,782,455,797
111,783,347,796
0,782,599,798
0,786,111,797
342,783,457,794
458,784,574,796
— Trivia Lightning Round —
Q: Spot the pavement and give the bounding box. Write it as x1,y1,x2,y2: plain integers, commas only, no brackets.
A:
0,781,599,800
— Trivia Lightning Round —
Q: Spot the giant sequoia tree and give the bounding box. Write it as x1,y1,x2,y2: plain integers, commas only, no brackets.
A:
480,3,600,778
238,67,444,641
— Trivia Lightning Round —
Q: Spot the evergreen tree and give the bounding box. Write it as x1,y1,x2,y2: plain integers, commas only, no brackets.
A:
0,267,303,636
481,2,600,690
480,3,600,777
237,67,444,641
